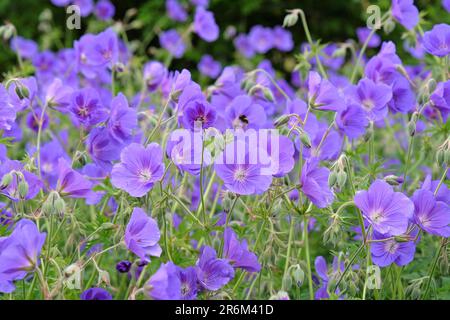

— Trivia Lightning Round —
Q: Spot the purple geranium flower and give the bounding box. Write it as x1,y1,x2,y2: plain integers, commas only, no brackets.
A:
391,0,419,30
234,34,255,58
166,0,188,22
214,139,273,195
223,227,261,272
143,61,167,92
412,189,450,237
86,127,123,171
248,25,273,54
56,158,93,199
124,207,162,261
314,256,344,299
225,94,267,129
198,55,222,79
80,287,113,300
0,84,16,131
336,104,369,140
166,130,212,175
147,262,181,300
422,24,450,57
10,36,38,60
182,99,217,130
177,266,198,300
347,78,393,121
430,80,450,122
193,7,219,42
0,219,46,293
94,0,115,21
307,71,345,112
44,78,73,110
160,29,186,59
300,158,334,208
84,27,119,67
273,26,293,52
70,88,108,127
0,160,43,201
195,246,235,291
444,0,450,12
111,143,165,197
73,0,94,17
107,93,137,143
356,27,381,48
371,231,416,267
354,179,414,236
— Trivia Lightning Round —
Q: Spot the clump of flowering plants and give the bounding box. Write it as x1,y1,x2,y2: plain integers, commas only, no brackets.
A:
0,0,449,301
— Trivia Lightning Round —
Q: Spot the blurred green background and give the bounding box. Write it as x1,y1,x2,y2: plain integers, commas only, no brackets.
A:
0,0,448,77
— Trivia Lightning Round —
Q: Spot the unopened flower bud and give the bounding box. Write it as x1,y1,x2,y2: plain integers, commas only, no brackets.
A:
18,180,28,199
274,115,291,128
337,171,347,188
242,79,255,92
291,265,305,286
1,172,13,188
54,197,66,215
283,12,298,28
436,149,445,166
15,85,29,100
384,175,404,186
116,260,132,273
445,149,450,167
383,18,396,34
263,88,275,102
407,120,416,137
299,131,312,148
282,273,292,290
427,78,437,94
328,171,337,187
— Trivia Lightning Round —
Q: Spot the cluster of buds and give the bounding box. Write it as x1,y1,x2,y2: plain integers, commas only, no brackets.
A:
1,170,29,200
436,138,450,167
283,264,305,290
328,155,348,189
42,190,66,216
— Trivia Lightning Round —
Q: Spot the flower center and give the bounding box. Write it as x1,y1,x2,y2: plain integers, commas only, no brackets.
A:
233,167,247,182
385,240,399,254
362,99,374,111
138,169,153,182
370,210,384,223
